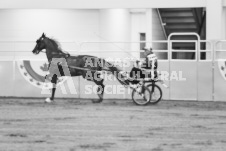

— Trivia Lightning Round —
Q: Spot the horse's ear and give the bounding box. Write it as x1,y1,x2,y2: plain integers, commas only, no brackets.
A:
42,33,46,38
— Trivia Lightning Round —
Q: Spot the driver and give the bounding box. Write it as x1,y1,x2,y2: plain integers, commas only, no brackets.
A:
129,47,158,84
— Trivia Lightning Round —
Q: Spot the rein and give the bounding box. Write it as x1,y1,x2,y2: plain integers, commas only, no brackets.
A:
56,63,112,74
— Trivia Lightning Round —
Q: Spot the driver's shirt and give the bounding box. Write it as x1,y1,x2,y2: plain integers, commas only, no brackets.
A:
130,53,158,81
142,53,158,70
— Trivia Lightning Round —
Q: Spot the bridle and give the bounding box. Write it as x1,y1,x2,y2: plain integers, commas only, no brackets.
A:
35,37,70,58
35,38,47,54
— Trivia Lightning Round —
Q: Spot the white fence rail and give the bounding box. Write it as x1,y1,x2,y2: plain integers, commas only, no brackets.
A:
0,33,226,101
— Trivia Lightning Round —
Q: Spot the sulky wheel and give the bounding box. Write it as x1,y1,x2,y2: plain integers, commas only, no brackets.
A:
132,86,152,106
147,84,162,104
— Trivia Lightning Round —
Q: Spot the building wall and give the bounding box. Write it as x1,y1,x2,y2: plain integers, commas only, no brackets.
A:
152,9,166,41
0,8,167,99
0,9,99,98
0,9,168,51
0,9,100,42
130,9,167,60
0,8,225,101
130,11,146,53
0,0,207,9
152,9,167,59
222,8,226,40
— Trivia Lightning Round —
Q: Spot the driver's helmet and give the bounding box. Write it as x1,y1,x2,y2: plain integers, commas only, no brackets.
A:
143,47,153,56
133,60,141,68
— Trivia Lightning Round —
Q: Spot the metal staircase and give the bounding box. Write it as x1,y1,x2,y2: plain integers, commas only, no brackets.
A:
158,8,206,59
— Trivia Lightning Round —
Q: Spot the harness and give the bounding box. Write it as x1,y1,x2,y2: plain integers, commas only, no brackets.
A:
46,52,112,74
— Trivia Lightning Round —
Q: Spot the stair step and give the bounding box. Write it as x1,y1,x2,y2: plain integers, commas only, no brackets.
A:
166,28,198,33
158,7,204,44
165,24,197,29
160,9,192,14
159,8,192,12
170,35,199,40
161,12,193,17
166,27,197,31
162,17,195,23
165,22,197,26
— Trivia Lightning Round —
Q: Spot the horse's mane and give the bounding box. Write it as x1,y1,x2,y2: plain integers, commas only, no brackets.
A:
47,37,70,55
48,38,62,51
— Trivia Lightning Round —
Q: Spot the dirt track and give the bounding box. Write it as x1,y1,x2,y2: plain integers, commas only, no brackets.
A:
0,98,226,151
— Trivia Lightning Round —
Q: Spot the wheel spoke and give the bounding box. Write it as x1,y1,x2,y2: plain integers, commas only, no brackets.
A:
147,84,162,104
132,87,151,106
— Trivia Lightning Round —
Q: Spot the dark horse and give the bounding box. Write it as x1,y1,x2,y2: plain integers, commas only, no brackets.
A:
32,33,129,103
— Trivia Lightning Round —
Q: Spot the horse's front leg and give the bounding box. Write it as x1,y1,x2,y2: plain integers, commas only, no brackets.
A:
45,74,58,103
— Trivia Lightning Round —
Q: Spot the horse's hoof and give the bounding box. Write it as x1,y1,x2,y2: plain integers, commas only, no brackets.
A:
45,98,53,103
91,99,102,103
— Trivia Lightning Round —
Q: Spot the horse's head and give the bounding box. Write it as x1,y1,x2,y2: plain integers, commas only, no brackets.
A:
32,33,47,55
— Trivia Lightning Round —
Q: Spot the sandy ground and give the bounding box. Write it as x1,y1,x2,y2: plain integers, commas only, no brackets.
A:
0,98,226,151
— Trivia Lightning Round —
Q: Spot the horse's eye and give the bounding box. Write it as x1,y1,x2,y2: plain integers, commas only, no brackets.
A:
36,40,40,43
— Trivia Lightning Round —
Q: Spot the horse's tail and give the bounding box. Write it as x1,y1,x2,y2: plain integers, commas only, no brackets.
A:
103,59,130,86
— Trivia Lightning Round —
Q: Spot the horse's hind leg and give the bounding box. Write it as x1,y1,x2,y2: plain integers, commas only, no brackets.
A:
93,77,105,103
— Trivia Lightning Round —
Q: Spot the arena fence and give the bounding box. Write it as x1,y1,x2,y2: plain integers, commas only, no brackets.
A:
0,33,226,101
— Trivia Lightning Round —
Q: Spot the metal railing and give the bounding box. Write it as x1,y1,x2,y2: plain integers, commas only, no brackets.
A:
0,34,224,101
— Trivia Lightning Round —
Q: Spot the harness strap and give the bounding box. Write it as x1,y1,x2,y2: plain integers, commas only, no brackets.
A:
56,64,112,74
